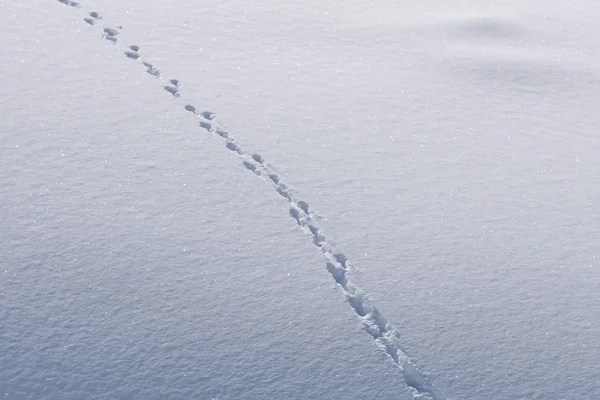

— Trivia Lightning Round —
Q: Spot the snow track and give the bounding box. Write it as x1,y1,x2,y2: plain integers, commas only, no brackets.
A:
55,2,446,399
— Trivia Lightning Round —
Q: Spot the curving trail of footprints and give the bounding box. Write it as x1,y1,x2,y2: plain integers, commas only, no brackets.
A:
55,1,446,399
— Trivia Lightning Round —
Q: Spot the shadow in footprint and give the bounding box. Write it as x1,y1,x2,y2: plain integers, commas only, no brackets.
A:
308,224,326,247
268,174,280,185
143,62,160,77
103,28,119,37
164,86,179,98
370,307,388,333
297,201,309,214
202,111,216,120
58,0,80,7
103,27,119,43
347,292,367,317
289,207,301,225
363,320,382,339
226,142,239,152
334,253,348,268
243,161,257,172
164,80,181,97
277,187,292,201
124,51,139,59
84,18,94,25
402,362,436,395
326,262,348,289
243,161,261,176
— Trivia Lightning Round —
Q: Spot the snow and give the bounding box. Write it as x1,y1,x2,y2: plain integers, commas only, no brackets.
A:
2,1,600,399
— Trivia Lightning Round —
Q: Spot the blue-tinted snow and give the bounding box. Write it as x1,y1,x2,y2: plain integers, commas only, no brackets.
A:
2,0,600,399
0,3,411,399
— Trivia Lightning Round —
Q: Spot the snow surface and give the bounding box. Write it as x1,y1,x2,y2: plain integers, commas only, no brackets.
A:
2,1,600,399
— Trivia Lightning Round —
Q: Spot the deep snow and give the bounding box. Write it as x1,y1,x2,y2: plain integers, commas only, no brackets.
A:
2,1,600,399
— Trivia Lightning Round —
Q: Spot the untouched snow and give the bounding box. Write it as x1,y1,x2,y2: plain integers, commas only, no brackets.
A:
2,1,600,399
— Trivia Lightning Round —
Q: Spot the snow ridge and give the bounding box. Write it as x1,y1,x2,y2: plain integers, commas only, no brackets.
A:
55,2,446,399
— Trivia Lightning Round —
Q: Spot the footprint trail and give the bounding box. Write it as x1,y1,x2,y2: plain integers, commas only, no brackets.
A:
55,2,446,399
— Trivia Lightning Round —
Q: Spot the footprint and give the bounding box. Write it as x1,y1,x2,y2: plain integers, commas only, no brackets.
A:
216,130,229,139
184,106,215,121
124,51,139,59
84,18,94,25
103,27,119,37
362,318,383,339
268,174,280,185
297,201,309,214
289,207,302,224
58,0,80,7
226,142,239,152
369,308,388,333
202,111,216,120
124,45,140,59
308,225,319,237
243,161,261,176
326,262,348,289
347,292,368,317
313,235,326,247
143,62,160,77
243,161,257,172
277,187,292,201
89,11,101,19
334,253,348,269
199,121,212,131
103,27,120,43
251,154,264,164
164,85,180,98
307,224,326,246
164,80,181,97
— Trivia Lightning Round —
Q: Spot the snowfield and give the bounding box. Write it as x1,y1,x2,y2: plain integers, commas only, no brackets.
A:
2,1,599,399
